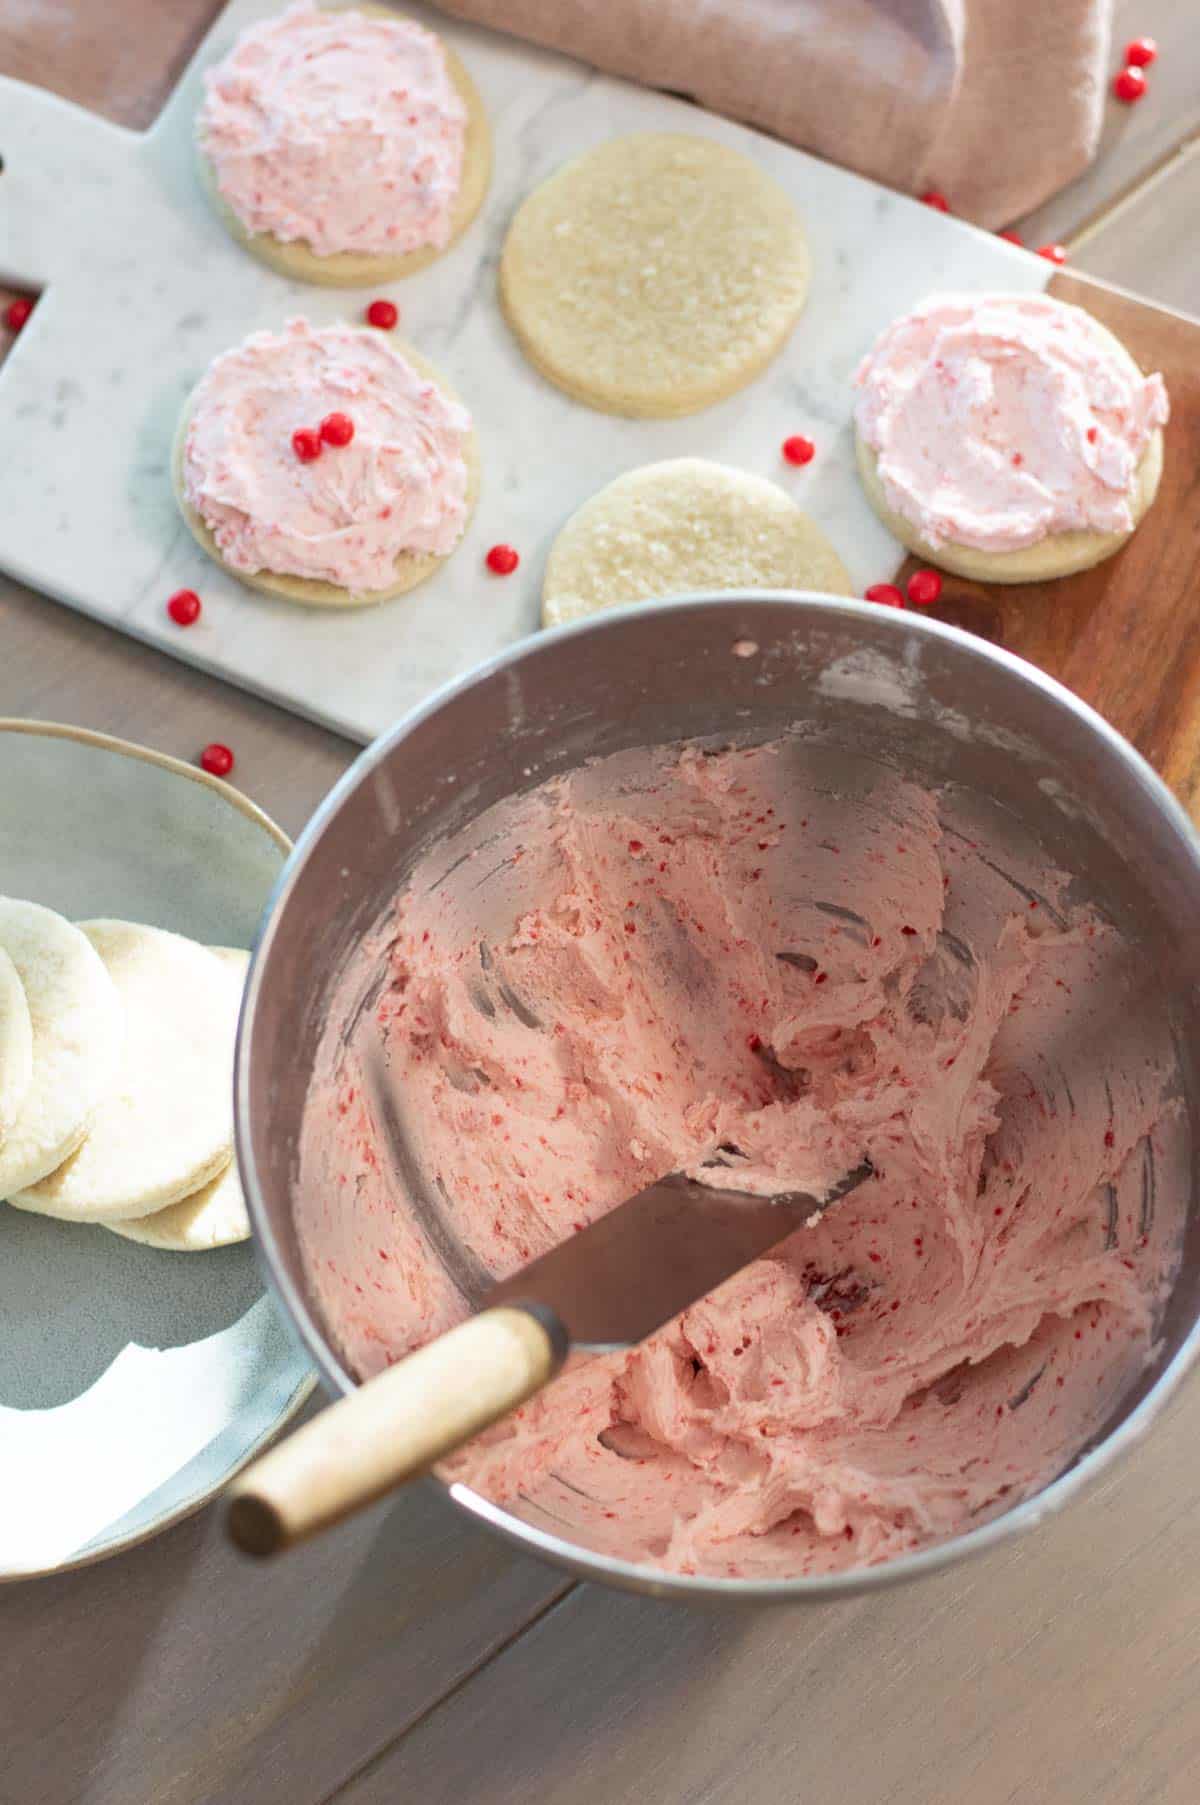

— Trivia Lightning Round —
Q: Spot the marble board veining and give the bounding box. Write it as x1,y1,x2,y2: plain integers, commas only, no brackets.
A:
0,0,1050,746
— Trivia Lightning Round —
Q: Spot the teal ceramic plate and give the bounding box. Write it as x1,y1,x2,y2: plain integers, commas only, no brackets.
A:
0,720,315,1578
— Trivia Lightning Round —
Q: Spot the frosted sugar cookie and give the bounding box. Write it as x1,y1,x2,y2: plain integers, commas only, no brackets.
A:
12,924,240,1223
500,133,810,418
197,3,491,284
853,293,1168,583
0,899,121,1197
174,319,478,607
542,459,850,627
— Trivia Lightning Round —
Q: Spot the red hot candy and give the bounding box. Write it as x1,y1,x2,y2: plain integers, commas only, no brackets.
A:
906,569,942,608
781,435,815,466
200,743,235,778
1113,66,1147,103
167,588,201,626
292,427,322,462
320,411,355,447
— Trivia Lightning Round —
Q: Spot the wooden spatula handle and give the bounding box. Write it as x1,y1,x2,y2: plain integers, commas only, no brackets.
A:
227,1304,566,1556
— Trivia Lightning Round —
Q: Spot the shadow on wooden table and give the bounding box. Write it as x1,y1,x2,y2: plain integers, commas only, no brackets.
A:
3,1441,570,1805
353,1380,1200,1805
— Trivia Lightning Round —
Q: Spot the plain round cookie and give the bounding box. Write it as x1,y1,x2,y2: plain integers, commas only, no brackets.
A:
207,946,249,974
0,899,122,1198
11,923,240,1223
500,133,810,418
197,19,492,287
854,317,1165,584
105,946,250,1249
0,943,33,1143
172,338,480,609
105,1158,250,1252
542,459,851,627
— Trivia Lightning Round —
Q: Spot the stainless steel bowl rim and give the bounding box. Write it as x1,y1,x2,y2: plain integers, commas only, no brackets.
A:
236,591,1200,1604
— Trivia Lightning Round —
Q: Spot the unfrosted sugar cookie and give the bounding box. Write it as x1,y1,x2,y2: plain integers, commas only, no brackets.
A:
500,134,810,418
0,899,122,1198
542,459,850,628
197,3,491,285
174,319,478,607
0,942,33,1144
853,293,1168,583
106,1160,250,1252
104,952,251,1251
206,947,250,977
12,924,241,1223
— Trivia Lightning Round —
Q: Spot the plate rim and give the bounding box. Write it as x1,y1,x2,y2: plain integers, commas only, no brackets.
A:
0,715,318,1582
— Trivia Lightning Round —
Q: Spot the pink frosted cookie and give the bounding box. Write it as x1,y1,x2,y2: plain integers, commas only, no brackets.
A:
854,292,1168,582
173,317,478,606
196,3,491,285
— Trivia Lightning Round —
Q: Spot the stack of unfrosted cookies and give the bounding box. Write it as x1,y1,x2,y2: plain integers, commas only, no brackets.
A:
0,899,251,1252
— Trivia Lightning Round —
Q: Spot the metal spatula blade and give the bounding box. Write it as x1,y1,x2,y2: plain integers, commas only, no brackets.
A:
485,1174,831,1348
228,1161,871,1556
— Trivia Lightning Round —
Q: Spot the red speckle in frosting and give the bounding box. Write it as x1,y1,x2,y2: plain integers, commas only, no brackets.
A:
292,426,322,462
320,411,355,447
486,544,520,576
167,588,202,626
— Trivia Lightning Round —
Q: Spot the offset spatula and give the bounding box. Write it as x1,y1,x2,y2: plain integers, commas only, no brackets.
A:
228,1166,869,1556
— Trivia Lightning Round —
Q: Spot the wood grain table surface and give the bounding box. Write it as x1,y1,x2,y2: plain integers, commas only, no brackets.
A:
2,6,1198,1801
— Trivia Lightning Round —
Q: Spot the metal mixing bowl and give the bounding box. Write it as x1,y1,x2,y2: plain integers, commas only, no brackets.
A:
236,594,1200,1603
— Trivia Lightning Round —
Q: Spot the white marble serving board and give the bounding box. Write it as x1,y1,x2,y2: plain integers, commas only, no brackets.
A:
0,0,1051,745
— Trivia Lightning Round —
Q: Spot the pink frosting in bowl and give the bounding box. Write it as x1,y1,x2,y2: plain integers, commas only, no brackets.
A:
296,737,1183,1581
198,2,468,258
854,293,1169,553
181,318,473,593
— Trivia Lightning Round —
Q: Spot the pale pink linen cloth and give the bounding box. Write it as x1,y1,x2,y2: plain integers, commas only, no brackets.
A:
431,0,1113,227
